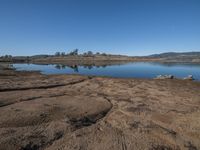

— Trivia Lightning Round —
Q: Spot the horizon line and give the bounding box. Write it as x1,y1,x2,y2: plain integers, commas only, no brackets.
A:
1,50,200,57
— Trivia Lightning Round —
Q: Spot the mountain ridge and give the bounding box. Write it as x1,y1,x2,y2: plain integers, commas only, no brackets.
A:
148,51,200,58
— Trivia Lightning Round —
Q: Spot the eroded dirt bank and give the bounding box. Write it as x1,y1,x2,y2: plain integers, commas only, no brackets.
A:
0,69,200,150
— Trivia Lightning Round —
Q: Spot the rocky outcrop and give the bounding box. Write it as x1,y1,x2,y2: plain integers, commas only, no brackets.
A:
155,74,197,81
184,75,194,80
155,75,174,79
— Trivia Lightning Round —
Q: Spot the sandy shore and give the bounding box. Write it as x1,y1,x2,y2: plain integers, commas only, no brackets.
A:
0,68,200,150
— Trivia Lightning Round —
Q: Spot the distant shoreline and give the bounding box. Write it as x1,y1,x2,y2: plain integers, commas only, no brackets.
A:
0,51,200,64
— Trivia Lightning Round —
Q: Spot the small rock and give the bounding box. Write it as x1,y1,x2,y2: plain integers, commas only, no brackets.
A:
183,75,194,80
97,127,103,131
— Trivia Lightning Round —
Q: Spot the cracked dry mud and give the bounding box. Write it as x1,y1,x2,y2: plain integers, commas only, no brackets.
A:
0,70,200,150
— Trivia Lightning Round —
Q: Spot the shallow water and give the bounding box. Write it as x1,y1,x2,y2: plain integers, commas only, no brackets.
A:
13,62,200,80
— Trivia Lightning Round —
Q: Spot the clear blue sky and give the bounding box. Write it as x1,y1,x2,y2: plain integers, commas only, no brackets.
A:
0,0,200,56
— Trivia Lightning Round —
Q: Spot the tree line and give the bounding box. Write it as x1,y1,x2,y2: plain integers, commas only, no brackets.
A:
0,55,12,58
54,49,107,57
0,49,108,58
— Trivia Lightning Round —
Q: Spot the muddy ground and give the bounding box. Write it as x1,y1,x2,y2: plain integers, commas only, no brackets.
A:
0,68,200,150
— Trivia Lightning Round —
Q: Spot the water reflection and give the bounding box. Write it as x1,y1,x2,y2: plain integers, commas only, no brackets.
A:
54,64,109,72
55,64,79,72
69,65,79,72
151,62,200,67
13,62,200,80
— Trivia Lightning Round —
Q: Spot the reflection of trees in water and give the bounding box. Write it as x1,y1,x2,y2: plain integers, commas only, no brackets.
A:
55,64,62,69
101,65,107,68
55,64,79,72
83,65,93,69
69,65,79,72
55,64,67,69
77,65,95,69
61,65,66,69
83,65,107,69
54,64,109,72
88,65,93,70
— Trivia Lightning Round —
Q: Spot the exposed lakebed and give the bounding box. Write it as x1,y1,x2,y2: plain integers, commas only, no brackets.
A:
1,62,200,149
13,62,200,80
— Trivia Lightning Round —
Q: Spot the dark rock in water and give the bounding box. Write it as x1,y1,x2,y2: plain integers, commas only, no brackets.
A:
155,75,174,79
184,75,194,80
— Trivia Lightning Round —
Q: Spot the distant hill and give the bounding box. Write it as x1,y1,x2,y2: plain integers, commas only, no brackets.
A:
148,52,200,58
147,52,200,63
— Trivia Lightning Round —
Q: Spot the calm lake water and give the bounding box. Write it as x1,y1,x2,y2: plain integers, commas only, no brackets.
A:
13,62,200,80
